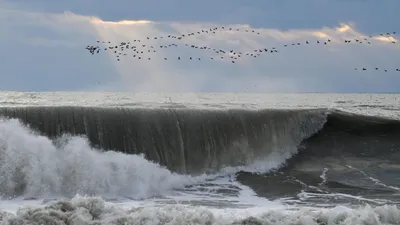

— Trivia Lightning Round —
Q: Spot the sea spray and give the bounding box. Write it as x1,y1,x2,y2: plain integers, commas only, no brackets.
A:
0,118,196,199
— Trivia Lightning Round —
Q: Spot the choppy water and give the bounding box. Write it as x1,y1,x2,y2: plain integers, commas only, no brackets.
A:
0,92,400,225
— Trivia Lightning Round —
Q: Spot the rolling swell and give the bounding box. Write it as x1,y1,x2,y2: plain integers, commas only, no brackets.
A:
0,107,327,174
298,110,400,158
237,111,400,202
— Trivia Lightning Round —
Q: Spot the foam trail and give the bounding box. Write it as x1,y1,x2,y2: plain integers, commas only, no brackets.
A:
346,165,400,192
0,118,199,199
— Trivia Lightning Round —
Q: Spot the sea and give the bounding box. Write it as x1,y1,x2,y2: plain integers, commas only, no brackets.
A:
0,92,399,225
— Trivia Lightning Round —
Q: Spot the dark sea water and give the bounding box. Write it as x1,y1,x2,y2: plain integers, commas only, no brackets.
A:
0,92,399,225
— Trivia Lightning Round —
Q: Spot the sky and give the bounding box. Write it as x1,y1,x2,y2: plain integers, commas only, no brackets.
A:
0,0,399,93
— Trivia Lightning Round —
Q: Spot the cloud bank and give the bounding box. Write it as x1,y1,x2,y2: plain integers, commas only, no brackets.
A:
0,3,399,93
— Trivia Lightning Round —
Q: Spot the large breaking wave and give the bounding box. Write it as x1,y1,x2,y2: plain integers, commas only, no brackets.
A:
0,107,399,201
0,107,328,174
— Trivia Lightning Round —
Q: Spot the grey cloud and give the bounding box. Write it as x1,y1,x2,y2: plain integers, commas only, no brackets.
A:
4,0,399,33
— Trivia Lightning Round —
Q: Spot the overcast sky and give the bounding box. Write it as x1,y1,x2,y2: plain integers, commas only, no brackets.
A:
0,0,399,92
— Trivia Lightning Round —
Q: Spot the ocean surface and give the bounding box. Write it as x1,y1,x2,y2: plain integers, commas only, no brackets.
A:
0,92,400,225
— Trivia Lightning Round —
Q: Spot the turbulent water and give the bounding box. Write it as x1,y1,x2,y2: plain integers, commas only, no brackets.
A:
0,92,400,225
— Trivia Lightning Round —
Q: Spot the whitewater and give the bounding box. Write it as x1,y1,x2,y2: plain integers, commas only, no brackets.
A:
0,92,400,225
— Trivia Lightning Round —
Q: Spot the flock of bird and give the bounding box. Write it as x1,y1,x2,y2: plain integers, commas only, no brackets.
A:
354,68,400,72
85,26,399,71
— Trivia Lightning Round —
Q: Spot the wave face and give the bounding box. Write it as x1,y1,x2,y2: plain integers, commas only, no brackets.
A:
0,107,327,175
1,106,400,203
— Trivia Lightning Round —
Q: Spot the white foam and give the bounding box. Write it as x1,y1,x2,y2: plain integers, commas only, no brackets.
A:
161,174,279,208
1,196,400,225
0,118,203,200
